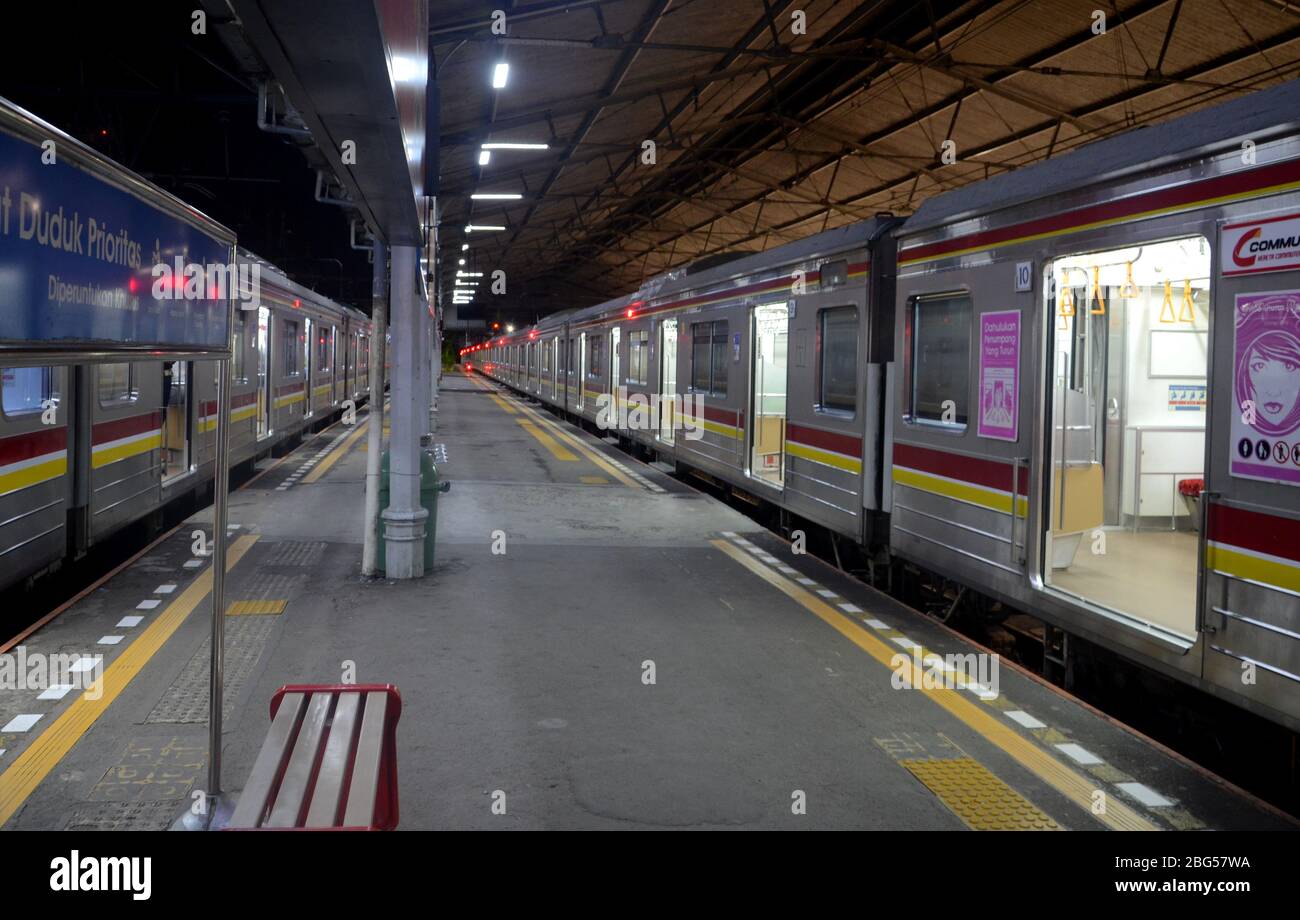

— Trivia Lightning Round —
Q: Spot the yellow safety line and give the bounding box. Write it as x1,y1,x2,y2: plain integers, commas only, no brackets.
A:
0,534,260,828
490,394,518,414
302,419,369,483
470,373,643,489
516,418,578,461
710,539,1158,831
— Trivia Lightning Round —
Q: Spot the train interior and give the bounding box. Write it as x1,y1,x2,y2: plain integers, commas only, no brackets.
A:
748,303,789,486
1043,236,1211,639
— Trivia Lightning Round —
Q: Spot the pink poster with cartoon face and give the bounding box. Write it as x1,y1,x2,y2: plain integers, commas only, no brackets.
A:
1231,289,1300,485
977,310,1020,441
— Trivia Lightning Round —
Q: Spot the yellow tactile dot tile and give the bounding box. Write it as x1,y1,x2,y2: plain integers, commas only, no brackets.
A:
900,757,1061,830
225,599,288,616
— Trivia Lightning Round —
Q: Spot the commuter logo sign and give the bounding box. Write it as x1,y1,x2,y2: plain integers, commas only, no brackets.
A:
1223,212,1300,277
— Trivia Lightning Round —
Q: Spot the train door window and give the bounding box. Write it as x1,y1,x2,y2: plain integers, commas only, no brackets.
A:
690,320,729,396
609,327,621,396
1042,236,1210,641
818,306,858,416
659,319,678,443
908,293,971,429
232,310,249,384
749,303,789,486
578,333,587,409
552,339,560,399
2,367,57,418
161,361,191,482
97,363,137,406
283,319,300,377
628,330,649,385
258,307,271,438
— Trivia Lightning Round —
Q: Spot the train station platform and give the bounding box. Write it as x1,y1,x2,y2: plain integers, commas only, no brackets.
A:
0,371,1293,831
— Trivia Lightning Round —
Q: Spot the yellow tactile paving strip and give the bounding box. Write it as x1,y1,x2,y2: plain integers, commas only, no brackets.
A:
225,599,287,616
901,757,1061,830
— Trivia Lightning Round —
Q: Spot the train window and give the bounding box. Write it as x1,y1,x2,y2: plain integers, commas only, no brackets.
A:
818,306,857,414
283,320,301,376
97,363,138,406
317,329,330,372
587,334,604,379
690,320,729,396
2,367,57,418
910,293,971,429
628,330,649,385
233,309,249,384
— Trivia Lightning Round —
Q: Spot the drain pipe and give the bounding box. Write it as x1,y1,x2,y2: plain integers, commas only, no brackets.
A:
362,238,388,577
257,82,311,138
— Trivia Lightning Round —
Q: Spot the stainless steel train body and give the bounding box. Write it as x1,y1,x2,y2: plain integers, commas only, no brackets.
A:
0,251,371,593
476,79,1300,732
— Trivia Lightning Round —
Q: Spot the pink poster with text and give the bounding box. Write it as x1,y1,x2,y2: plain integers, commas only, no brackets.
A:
978,310,1020,442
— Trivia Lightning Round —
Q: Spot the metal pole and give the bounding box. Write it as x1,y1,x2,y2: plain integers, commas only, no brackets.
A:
207,351,232,796
381,245,428,578
362,239,388,576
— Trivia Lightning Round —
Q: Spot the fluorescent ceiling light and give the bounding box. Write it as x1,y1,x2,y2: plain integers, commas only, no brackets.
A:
478,150,491,166
457,271,484,277
458,259,465,265
470,193,523,200
492,62,509,89
464,225,505,232
461,243,469,251
481,142,549,151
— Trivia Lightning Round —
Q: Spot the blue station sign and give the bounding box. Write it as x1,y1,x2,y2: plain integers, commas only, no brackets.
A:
0,122,233,350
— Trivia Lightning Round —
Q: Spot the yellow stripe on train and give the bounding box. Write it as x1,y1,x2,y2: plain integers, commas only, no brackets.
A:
0,455,68,495
1206,543,1300,596
786,440,862,474
91,432,162,469
892,465,1028,517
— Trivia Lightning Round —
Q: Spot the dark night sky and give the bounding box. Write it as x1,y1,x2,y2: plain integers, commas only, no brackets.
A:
0,2,374,310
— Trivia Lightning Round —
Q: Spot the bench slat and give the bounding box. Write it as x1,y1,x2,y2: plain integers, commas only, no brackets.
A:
303,691,362,828
342,692,388,827
265,692,333,828
228,692,306,829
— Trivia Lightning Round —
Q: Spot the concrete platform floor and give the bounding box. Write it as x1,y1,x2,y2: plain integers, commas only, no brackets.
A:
0,371,1292,830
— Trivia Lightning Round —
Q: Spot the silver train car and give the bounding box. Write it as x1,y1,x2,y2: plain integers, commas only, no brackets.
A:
473,78,1300,732
0,249,372,593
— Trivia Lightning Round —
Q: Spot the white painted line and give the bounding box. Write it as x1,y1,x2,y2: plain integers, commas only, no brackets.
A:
184,559,204,568
757,555,781,564
1004,710,1046,729
117,616,144,628
965,682,999,700
816,589,838,598
1055,743,1103,766
891,637,919,650
796,577,816,586
154,584,177,594
733,539,755,548
68,657,99,674
865,618,890,630
776,566,798,575
38,684,74,701
97,636,124,646
0,750,5,758
1116,782,1174,808
2,714,42,733
136,599,161,610
275,486,289,492
721,531,738,539
838,603,863,613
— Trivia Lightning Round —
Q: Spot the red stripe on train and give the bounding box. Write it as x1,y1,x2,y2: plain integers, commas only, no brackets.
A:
91,412,163,445
786,422,862,458
199,392,259,414
274,381,305,395
1207,503,1300,566
893,442,1028,495
0,427,68,465
901,158,1300,263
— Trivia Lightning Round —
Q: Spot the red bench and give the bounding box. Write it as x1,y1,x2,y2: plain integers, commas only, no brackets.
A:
228,684,402,830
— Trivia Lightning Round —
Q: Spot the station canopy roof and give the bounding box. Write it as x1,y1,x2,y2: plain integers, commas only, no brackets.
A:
433,0,1300,319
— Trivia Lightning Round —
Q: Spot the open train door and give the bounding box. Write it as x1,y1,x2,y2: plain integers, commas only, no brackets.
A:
1201,216,1300,714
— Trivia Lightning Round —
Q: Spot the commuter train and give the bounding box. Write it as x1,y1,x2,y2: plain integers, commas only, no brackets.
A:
470,78,1300,733
0,96,373,595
